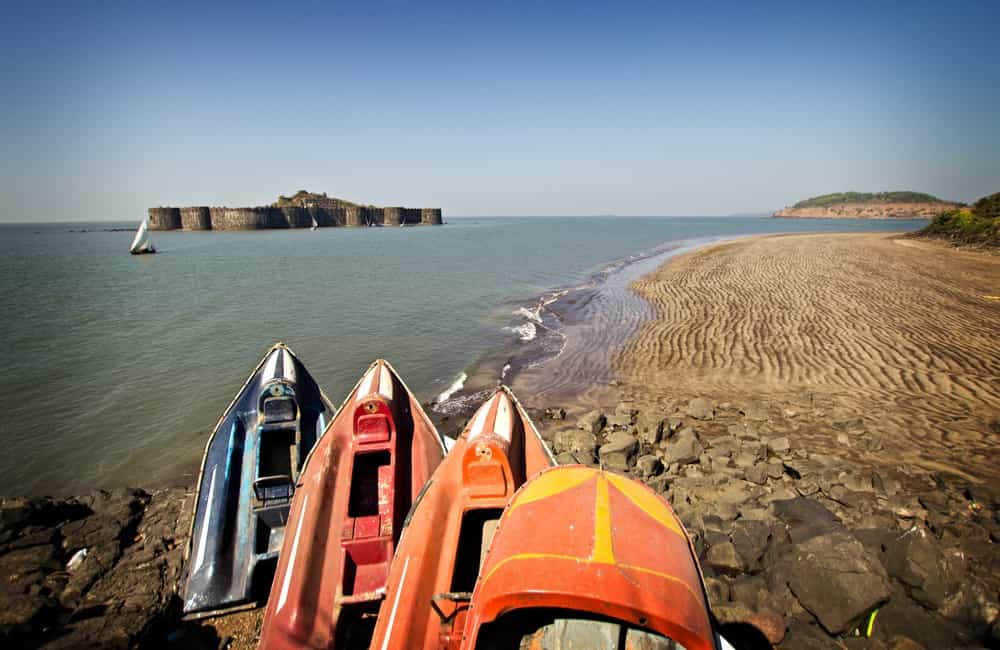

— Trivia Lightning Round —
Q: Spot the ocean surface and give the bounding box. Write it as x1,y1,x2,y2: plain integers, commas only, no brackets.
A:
0,216,929,495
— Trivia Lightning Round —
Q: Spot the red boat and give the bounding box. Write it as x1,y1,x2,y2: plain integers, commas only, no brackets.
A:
257,360,448,649
461,465,721,650
370,386,556,650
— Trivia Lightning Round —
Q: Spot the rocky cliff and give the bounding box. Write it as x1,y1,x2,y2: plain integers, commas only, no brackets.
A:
773,192,959,219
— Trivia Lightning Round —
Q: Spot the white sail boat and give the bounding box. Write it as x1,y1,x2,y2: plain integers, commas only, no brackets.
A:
129,219,156,255
310,216,318,231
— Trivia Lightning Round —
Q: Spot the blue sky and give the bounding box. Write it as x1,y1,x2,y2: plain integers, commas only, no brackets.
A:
1,0,997,220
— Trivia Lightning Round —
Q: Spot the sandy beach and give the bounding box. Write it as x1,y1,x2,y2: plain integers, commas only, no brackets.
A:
616,232,999,484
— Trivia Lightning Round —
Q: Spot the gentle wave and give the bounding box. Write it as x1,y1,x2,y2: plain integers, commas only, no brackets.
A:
436,372,468,403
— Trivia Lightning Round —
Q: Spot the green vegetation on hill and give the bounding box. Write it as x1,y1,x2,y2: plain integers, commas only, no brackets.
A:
274,190,359,208
792,191,950,208
920,192,1000,247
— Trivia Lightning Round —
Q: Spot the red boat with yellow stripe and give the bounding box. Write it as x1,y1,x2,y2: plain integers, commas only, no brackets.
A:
461,465,722,650
257,359,448,649
370,386,556,650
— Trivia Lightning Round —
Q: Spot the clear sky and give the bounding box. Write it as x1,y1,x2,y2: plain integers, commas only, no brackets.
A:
1,0,997,221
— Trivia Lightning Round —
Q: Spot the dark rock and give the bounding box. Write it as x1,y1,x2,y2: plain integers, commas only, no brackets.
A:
745,464,768,485
544,407,566,420
661,427,702,466
635,455,661,479
703,576,729,609
555,451,578,465
686,397,715,420
552,429,598,461
576,409,606,434
634,413,664,445
766,436,790,455
706,541,744,574
598,432,638,471
886,527,965,609
770,497,841,544
780,620,843,649
778,530,891,635
730,519,771,570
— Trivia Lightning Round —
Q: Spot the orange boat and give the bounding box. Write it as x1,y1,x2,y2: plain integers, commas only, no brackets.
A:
460,465,721,650
257,360,448,649
370,386,556,650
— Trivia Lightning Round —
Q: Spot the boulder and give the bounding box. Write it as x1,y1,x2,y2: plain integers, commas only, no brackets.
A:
603,414,633,431
730,519,772,569
661,427,703,466
740,401,769,421
598,432,638,471
635,455,661,479
576,409,606,434
552,429,598,461
686,398,715,420
544,407,566,420
634,413,664,445
778,530,891,635
705,541,744,574
766,436,791,455
770,497,842,543
887,527,965,609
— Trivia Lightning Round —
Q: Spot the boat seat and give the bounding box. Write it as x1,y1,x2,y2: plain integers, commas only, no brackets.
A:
462,434,514,499
253,475,294,504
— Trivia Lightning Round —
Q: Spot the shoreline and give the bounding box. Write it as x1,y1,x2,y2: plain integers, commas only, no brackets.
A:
3,231,998,647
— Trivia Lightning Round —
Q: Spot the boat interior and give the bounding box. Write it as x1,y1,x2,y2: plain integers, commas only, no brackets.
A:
335,366,420,625
474,608,685,650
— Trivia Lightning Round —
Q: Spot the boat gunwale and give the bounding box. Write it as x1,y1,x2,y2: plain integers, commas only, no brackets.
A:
181,342,337,570
294,358,448,485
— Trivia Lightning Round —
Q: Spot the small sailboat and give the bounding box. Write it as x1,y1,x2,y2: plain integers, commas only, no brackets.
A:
181,344,336,619
129,219,156,255
310,216,318,231
257,360,448,649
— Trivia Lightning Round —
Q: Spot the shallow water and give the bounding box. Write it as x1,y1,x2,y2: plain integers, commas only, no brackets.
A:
0,217,928,494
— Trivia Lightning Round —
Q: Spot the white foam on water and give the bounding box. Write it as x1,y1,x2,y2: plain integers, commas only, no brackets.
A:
506,322,537,341
515,306,542,323
436,372,468,404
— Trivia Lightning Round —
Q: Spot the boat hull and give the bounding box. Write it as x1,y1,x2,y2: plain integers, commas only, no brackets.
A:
462,466,718,650
370,386,556,650
181,344,335,619
257,360,448,649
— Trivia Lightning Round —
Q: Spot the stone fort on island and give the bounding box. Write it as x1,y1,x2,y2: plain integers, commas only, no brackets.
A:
148,191,442,230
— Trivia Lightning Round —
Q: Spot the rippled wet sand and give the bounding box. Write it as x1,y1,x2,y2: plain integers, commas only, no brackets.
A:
616,233,1000,482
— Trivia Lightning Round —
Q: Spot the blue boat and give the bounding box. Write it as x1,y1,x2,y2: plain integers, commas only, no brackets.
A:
181,343,336,619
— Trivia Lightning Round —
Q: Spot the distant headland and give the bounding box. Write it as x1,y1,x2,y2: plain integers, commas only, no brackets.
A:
772,191,959,219
148,190,442,230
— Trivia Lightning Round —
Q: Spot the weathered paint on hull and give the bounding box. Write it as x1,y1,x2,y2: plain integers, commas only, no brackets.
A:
257,360,448,649
462,466,720,650
369,386,556,650
181,344,335,619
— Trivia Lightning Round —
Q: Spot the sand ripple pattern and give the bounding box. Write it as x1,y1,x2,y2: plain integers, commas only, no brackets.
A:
620,234,1000,481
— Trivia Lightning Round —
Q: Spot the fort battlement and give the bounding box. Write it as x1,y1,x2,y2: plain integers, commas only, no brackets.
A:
149,191,441,231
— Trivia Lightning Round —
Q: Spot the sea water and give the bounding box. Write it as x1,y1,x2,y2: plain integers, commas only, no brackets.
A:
0,217,928,494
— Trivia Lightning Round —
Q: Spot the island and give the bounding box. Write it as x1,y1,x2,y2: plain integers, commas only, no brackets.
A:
772,191,959,219
148,190,442,230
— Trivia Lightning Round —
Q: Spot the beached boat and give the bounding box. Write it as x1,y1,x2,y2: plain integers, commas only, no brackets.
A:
460,465,724,650
129,218,156,254
181,343,335,619
369,386,556,650
257,359,449,649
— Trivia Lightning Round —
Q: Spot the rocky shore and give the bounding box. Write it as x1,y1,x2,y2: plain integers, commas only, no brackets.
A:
539,398,999,648
3,232,996,649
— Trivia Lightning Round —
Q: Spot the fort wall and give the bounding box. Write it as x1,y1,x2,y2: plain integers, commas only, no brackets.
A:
148,202,441,230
